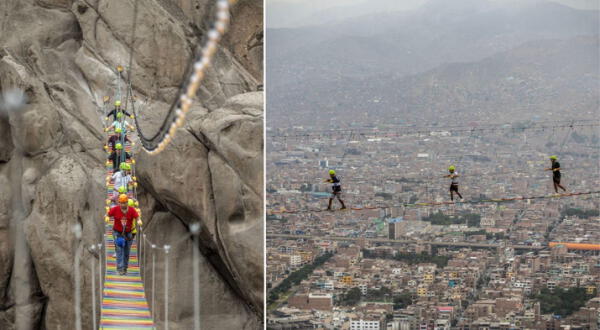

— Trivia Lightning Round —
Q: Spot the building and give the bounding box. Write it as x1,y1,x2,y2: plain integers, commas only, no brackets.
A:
289,255,302,268
351,319,380,330
388,217,404,239
288,293,333,311
386,320,411,330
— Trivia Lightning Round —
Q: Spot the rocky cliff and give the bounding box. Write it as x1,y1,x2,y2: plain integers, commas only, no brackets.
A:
0,0,263,329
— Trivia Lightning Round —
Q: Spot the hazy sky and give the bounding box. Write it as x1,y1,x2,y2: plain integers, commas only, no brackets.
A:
268,0,598,9
267,0,599,28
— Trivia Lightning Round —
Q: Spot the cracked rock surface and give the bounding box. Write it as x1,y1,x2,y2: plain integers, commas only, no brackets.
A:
0,0,263,328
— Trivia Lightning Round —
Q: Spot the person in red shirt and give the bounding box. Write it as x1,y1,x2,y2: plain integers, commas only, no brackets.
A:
108,194,140,275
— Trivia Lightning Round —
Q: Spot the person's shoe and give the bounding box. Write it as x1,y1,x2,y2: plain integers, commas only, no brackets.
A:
326,208,333,211
340,207,347,210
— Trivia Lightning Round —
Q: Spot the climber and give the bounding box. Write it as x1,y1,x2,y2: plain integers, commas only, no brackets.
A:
105,112,135,132
545,156,566,193
107,143,131,173
324,169,346,211
446,165,463,201
129,199,141,240
107,127,130,151
107,194,140,275
106,100,133,121
113,185,128,203
112,163,133,199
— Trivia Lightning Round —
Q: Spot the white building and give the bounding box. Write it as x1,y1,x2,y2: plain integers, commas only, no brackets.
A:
358,284,368,295
387,320,411,330
289,255,302,268
351,319,380,330
322,281,334,291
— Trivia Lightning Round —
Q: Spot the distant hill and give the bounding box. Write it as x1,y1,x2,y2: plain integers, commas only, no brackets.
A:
268,35,599,128
267,0,599,128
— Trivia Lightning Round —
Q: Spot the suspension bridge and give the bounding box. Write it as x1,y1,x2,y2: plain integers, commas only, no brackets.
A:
69,0,237,329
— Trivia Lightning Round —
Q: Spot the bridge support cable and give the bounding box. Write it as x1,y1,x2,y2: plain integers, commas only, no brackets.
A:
268,190,600,215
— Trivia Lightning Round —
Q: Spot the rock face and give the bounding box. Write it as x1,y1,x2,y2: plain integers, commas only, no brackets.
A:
0,0,263,329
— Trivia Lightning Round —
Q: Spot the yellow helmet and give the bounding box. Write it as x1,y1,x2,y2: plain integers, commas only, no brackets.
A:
448,165,455,171
329,170,336,175
549,155,557,160
115,100,121,107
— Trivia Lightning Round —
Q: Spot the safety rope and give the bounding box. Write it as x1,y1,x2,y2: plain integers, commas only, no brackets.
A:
277,164,597,200
126,0,238,155
267,190,600,214
558,120,575,154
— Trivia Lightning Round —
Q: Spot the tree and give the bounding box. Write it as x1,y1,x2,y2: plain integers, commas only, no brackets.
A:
268,252,334,304
463,213,481,227
535,287,594,317
366,286,392,301
393,292,413,310
268,291,279,304
341,287,362,306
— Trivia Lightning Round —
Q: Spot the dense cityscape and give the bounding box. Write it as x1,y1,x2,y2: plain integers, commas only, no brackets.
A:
266,0,599,328
266,123,600,329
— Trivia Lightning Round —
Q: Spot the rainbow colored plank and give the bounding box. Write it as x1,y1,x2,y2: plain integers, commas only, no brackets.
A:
100,140,154,329
100,228,153,329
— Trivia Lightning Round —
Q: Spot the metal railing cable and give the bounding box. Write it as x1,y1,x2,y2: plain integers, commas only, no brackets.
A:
140,231,194,329
125,0,238,155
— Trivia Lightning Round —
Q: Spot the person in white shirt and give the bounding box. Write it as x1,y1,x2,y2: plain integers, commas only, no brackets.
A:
105,112,135,132
112,163,133,199
446,165,462,201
